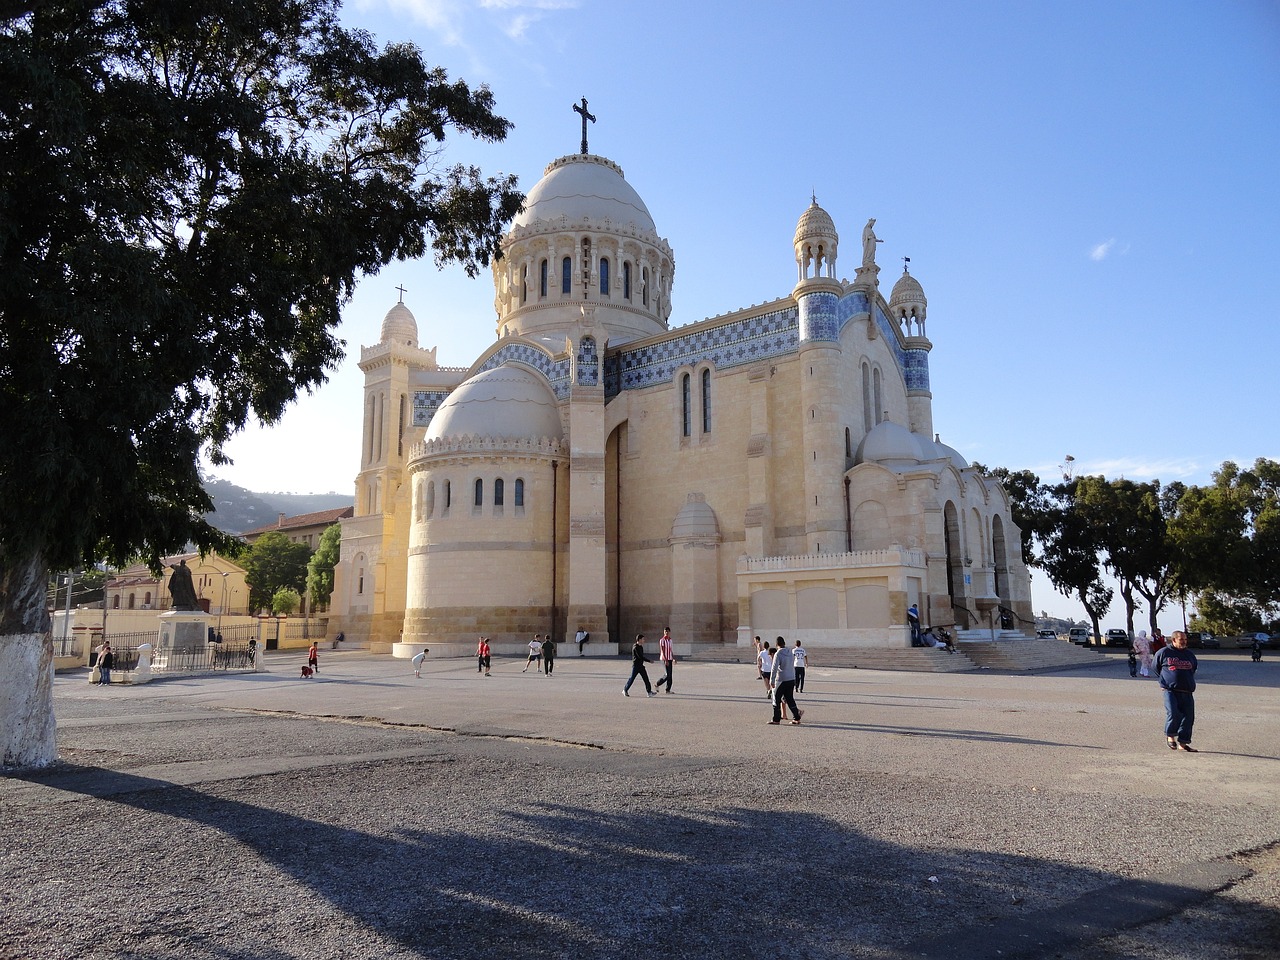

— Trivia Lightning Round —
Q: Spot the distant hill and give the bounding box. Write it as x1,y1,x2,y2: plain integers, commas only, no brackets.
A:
204,477,353,536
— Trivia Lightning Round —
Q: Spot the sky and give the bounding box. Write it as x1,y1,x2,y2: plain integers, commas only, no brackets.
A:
208,0,1280,624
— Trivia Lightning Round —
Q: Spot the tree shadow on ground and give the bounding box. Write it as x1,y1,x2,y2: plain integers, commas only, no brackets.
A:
6,751,1271,960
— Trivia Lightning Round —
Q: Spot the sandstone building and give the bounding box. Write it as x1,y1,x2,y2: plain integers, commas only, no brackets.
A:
328,142,1033,654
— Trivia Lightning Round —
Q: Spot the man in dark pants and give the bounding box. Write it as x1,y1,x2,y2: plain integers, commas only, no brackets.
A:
623,634,655,698
654,627,675,693
768,637,802,725
1155,630,1198,751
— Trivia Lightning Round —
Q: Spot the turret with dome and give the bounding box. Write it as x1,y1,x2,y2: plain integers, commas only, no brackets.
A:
328,103,1033,657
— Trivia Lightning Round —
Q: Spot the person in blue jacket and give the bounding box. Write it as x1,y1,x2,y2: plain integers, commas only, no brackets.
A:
1154,630,1198,752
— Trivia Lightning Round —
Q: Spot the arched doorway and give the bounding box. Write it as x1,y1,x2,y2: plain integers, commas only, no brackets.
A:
943,501,967,628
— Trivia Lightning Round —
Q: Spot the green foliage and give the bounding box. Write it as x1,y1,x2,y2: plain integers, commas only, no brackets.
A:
0,0,521,620
242,532,311,611
271,587,302,617
305,523,342,609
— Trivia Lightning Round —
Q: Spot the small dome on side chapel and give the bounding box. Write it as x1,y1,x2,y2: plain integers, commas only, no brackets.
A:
855,420,929,466
380,302,419,347
424,366,563,443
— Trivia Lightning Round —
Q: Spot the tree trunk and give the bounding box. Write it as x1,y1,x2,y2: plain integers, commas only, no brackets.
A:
0,550,57,769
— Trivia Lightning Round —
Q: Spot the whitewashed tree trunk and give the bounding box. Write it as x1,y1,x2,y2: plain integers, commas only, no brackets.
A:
1,552,57,769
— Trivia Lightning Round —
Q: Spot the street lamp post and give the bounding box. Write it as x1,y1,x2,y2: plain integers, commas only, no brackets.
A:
218,572,231,639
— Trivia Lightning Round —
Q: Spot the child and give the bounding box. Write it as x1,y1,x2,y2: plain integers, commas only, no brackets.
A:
300,664,313,679
412,647,430,678
1127,647,1138,677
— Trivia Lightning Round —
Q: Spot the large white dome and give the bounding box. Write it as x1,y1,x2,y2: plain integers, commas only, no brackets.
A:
424,366,562,443
512,154,655,233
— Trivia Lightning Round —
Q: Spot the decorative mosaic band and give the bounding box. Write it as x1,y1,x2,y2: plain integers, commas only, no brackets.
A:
797,290,840,342
603,305,799,398
577,336,599,385
411,391,451,428
903,349,931,393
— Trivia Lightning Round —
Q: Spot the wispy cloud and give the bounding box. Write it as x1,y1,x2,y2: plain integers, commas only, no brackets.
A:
1089,238,1116,261
481,0,580,40
1089,238,1131,261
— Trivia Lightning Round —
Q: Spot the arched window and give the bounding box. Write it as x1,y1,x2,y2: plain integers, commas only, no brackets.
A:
862,362,872,433
515,478,525,507
112,595,120,609
642,266,650,306
845,427,852,461
474,478,484,507
128,593,135,609
701,368,712,434
599,257,609,296
521,264,528,304
623,262,631,300
681,373,691,437
144,591,151,606
561,256,572,295
539,259,548,298
426,481,435,519
494,478,504,507
444,480,452,514
873,368,883,425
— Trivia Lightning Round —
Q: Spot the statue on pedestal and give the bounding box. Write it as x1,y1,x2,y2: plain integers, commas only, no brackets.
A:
862,218,882,267
168,560,200,611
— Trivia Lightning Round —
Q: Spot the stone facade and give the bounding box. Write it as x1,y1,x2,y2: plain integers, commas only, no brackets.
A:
328,151,1033,654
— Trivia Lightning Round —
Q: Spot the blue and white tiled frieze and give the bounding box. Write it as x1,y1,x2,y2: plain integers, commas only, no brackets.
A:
604,306,799,397
798,290,840,342
902,349,931,393
411,391,451,428
476,342,572,398
577,336,599,385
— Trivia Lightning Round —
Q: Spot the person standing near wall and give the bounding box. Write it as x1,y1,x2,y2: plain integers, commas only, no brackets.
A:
307,641,319,675
477,637,491,676
97,641,114,686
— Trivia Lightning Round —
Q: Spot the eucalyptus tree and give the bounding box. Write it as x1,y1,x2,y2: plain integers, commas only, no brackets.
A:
0,0,523,767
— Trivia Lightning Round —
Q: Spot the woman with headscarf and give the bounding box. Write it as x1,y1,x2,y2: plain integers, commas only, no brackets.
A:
1134,630,1153,678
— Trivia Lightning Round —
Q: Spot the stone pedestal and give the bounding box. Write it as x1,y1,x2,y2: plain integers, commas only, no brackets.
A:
157,610,213,669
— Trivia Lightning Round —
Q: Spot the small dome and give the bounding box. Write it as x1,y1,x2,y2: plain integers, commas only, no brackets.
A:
512,154,655,233
380,302,418,346
889,268,926,310
855,421,928,465
670,495,719,540
425,366,563,443
794,199,836,244
927,434,969,469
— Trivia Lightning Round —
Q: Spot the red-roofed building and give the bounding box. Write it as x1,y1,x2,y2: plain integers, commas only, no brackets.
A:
241,506,354,550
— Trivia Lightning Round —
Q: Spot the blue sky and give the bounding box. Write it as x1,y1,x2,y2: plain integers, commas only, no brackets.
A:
210,0,1280,623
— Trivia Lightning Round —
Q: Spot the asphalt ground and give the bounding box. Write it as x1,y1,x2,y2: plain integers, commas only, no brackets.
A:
2,649,1277,960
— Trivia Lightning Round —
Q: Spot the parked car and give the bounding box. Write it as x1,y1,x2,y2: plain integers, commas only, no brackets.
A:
1068,627,1090,645
1187,631,1219,649
1104,629,1130,647
1036,629,1058,640
1237,632,1270,648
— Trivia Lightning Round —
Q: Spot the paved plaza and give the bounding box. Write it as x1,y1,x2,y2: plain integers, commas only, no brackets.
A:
2,649,1277,959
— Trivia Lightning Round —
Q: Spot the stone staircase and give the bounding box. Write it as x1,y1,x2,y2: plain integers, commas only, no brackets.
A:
683,643,977,674
955,638,1110,672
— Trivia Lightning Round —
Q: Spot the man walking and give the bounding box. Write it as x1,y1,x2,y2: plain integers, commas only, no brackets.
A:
768,637,803,725
541,634,556,676
1155,630,1198,751
623,634,656,697
792,640,808,693
654,627,675,693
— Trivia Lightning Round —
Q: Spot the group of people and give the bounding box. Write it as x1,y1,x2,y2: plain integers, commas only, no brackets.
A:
91,641,114,685
753,636,805,724
907,603,955,652
523,635,559,675
623,627,676,696
1127,629,1168,678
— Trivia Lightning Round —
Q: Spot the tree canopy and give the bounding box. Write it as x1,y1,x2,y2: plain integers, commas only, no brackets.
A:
0,0,522,767
242,532,311,612
305,522,342,610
